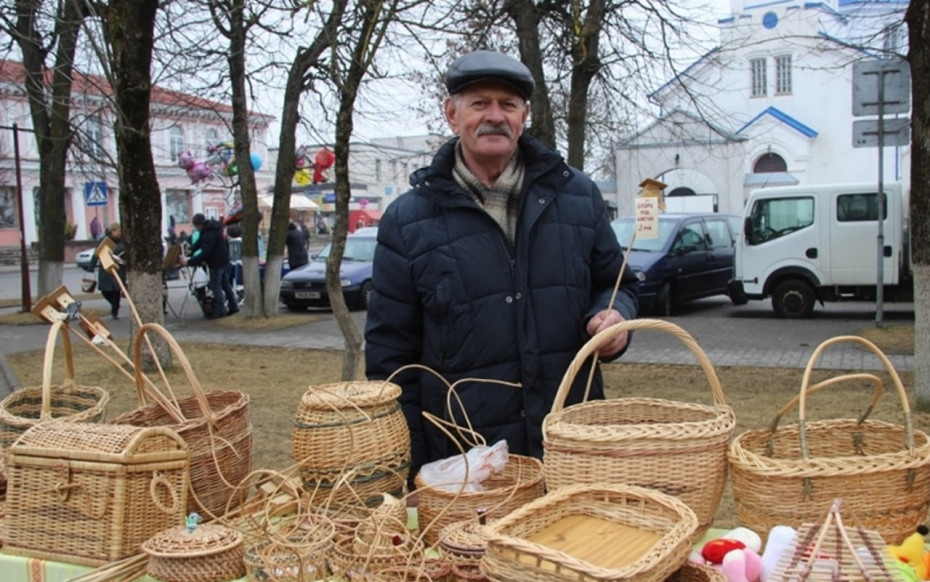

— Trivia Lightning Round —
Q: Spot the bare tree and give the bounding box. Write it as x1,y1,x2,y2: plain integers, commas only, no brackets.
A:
906,0,930,408
1,0,87,296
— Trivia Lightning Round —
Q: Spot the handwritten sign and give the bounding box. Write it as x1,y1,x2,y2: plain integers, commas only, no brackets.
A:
635,197,659,238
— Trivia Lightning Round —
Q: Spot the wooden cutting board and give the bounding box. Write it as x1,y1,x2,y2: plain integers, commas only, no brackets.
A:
525,514,662,570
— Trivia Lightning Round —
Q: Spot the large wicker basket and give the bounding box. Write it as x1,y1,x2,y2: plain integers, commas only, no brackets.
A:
0,320,109,450
293,380,411,508
543,319,735,536
480,483,698,582
111,323,252,519
728,335,930,545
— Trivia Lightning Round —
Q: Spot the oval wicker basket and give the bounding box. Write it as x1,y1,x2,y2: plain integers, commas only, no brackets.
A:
293,381,411,508
665,562,726,582
143,522,245,582
0,320,109,450
728,335,930,545
543,318,735,537
111,323,252,519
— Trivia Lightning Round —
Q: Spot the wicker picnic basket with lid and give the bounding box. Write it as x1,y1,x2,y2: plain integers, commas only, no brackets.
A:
0,320,109,450
728,334,930,545
479,483,699,582
293,380,411,507
111,323,252,519
543,318,736,536
2,421,189,566
143,520,246,582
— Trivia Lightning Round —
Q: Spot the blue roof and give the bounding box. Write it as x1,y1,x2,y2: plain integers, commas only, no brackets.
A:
736,106,818,138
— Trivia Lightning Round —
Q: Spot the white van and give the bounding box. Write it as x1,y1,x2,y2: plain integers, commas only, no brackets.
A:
727,182,913,317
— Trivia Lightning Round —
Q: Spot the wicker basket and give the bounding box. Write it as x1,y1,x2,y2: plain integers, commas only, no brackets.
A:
2,421,189,566
111,323,252,519
243,520,336,582
543,318,735,536
293,380,411,508
664,562,726,582
143,521,246,582
728,334,930,545
0,320,109,450
480,483,699,582
440,519,490,581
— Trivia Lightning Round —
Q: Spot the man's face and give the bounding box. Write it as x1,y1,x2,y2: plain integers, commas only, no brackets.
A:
109,227,121,240
444,80,529,166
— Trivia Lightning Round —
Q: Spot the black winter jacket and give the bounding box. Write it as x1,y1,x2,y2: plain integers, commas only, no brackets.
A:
364,134,639,478
187,219,229,269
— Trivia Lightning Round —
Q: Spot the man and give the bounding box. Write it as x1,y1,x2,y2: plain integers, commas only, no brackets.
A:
286,222,310,270
184,213,239,318
365,50,638,483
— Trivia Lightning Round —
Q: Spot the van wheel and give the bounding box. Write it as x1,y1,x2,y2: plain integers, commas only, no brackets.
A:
654,283,673,317
359,281,373,310
771,279,815,318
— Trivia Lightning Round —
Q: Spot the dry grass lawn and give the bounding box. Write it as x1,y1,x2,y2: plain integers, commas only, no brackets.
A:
5,326,919,530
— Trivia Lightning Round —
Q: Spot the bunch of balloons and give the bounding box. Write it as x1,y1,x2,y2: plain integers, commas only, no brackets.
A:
294,146,335,186
177,140,263,186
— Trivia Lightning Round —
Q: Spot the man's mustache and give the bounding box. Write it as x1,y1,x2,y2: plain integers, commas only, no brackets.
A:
476,123,513,138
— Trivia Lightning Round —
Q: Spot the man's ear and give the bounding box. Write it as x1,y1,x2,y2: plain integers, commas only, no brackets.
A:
444,97,458,134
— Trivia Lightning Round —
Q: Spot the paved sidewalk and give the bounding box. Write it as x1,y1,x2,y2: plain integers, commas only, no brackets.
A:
0,286,915,399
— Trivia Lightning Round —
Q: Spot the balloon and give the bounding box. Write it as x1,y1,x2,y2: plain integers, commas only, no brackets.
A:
314,147,335,170
250,153,262,171
295,168,311,186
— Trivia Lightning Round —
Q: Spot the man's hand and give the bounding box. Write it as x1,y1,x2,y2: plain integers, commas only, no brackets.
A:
586,309,629,358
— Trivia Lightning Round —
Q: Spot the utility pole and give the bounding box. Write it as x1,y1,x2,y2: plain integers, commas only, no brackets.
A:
1,123,32,312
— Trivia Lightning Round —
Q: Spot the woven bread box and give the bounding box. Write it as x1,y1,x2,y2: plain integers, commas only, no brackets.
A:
143,521,246,582
293,380,411,507
2,421,189,566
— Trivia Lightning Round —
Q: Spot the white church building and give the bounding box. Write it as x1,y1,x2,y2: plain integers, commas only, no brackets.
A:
613,0,909,217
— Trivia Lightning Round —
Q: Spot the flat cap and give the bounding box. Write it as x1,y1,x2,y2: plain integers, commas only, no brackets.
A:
445,50,535,100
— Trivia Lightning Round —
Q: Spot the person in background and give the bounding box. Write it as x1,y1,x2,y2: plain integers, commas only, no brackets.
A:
365,50,638,485
300,220,311,250
89,215,102,241
286,222,310,270
89,222,126,319
183,213,239,318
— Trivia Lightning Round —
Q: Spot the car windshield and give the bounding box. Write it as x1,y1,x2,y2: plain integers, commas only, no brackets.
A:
611,218,679,252
316,237,377,262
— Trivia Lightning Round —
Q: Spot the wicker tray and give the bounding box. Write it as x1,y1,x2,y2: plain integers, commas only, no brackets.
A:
0,320,109,450
111,323,252,518
728,335,930,545
143,521,246,582
480,483,698,582
543,318,735,537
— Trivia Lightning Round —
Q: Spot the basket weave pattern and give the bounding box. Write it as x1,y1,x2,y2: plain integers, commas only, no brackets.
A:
143,523,246,582
111,323,252,518
480,483,698,582
2,422,189,566
292,381,410,507
543,319,735,536
0,321,109,450
728,335,930,545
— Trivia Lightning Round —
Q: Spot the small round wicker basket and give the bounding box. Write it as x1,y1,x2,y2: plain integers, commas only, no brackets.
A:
142,523,245,582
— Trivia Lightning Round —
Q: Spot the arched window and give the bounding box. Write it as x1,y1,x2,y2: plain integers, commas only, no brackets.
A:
168,125,184,162
205,128,218,151
667,187,696,197
753,152,787,173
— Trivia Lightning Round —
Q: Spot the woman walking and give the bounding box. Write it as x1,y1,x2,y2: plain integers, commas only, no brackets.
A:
89,222,127,319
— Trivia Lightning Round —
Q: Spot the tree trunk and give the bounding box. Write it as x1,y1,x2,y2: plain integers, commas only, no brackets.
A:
13,0,85,296
907,0,930,408
105,0,169,368
504,0,556,149
565,0,607,170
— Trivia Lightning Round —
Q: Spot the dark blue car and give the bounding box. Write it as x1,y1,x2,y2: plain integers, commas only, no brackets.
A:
611,213,740,315
279,229,377,310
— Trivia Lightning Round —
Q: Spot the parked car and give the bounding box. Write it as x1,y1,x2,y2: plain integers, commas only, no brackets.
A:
611,213,741,315
279,229,377,310
76,248,95,272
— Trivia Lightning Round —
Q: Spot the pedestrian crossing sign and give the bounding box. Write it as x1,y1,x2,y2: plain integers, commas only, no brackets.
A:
84,181,108,206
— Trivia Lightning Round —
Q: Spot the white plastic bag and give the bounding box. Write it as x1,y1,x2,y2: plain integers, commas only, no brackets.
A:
418,440,509,493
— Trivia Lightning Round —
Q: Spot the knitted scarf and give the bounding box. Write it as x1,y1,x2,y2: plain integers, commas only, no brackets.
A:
452,141,525,246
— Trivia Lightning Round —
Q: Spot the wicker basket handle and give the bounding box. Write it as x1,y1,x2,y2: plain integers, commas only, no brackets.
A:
132,322,214,425
40,320,77,420
798,335,913,458
767,373,884,433
550,318,726,414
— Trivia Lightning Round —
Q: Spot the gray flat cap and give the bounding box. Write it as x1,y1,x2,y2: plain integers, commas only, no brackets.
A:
445,50,535,100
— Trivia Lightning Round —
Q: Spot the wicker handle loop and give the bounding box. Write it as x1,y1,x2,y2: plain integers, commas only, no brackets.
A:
150,472,181,515
550,318,726,414
767,373,885,434
132,322,214,425
40,320,76,420
798,335,913,459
